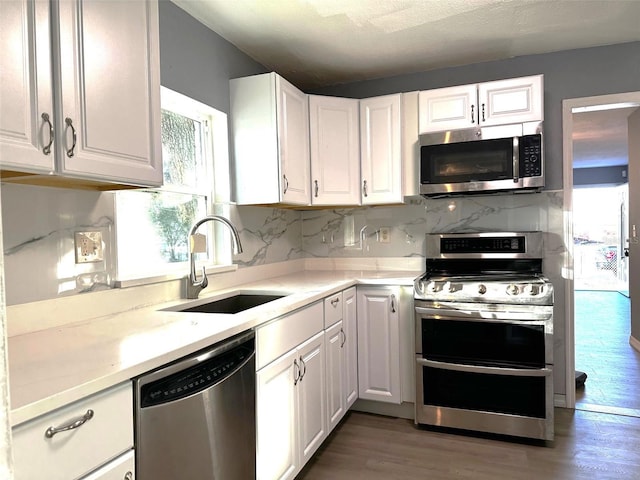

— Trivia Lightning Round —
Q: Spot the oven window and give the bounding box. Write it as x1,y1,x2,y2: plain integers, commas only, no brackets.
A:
421,319,545,368
421,138,514,184
422,366,546,418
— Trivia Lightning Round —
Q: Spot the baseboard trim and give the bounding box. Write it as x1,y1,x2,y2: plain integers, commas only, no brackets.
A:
351,399,415,420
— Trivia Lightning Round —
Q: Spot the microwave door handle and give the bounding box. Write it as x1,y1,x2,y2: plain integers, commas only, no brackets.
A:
513,136,520,183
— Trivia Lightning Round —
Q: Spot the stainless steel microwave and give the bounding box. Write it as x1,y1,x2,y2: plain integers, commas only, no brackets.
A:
419,122,544,197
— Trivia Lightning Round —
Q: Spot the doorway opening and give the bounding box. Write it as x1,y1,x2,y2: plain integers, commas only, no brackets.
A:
569,101,640,417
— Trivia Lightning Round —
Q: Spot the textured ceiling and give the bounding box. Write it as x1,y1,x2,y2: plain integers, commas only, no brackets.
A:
171,0,640,170
172,0,640,90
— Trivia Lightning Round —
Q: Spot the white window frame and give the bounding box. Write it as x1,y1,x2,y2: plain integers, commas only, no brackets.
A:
114,87,233,286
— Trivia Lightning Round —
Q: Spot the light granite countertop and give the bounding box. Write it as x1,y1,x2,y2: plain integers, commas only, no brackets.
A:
8,269,419,427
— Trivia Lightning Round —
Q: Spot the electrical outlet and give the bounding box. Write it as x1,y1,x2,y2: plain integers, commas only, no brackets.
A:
74,231,104,263
379,227,391,243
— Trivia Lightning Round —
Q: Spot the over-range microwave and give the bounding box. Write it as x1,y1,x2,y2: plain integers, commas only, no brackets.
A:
419,122,544,197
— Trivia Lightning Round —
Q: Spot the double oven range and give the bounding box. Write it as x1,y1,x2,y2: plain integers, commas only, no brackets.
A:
414,232,554,441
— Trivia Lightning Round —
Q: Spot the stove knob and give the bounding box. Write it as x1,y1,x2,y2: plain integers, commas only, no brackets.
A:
506,284,520,296
443,281,452,293
428,282,438,293
478,284,487,295
524,284,539,296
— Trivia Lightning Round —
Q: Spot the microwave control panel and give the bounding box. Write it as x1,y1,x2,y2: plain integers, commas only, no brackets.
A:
520,134,542,178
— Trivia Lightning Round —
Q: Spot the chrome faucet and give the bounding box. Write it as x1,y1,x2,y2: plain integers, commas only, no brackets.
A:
185,215,243,299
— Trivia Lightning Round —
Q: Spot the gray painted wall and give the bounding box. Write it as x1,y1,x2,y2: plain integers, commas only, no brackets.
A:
312,42,640,192
159,1,267,114
574,166,628,187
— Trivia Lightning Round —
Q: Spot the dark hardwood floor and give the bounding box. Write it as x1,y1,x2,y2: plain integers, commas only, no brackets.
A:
575,290,640,415
298,409,640,479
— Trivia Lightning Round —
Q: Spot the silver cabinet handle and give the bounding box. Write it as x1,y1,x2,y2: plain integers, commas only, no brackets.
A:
44,409,94,438
299,357,307,381
390,294,396,313
41,112,54,155
363,179,368,197
481,103,486,122
340,328,346,348
283,174,289,194
65,117,77,157
314,180,319,197
470,104,475,124
124,472,133,480
293,359,300,385
330,297,340,307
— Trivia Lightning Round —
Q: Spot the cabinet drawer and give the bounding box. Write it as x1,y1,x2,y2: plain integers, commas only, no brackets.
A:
323,292,343,328
12,382,133,480
257,302,323,370
82,450,134,480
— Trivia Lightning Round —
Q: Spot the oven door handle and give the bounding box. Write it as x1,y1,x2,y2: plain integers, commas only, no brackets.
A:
415,306,552,323
416,358,552,377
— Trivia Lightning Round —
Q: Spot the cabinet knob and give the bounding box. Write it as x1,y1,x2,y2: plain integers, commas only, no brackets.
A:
124,472,133,480
41,112,54,155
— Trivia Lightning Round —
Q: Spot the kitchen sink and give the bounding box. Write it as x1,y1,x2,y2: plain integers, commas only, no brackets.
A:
176,293,286,314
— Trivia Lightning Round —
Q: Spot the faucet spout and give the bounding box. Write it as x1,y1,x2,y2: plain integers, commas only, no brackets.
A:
186,215,243,299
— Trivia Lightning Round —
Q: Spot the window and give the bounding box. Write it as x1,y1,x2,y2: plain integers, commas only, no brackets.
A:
115,87,231,283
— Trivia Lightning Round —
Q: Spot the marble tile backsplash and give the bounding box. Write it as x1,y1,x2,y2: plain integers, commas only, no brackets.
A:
1,183,565,308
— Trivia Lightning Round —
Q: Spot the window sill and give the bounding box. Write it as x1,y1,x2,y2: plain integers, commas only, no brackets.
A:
114,264,239,289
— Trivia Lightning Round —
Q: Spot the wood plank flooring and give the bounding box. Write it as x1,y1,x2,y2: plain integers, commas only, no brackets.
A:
298,409,640,480
575,290,640,414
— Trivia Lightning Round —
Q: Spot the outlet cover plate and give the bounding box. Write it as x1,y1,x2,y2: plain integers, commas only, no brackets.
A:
75,231,104,263
379,227,391,243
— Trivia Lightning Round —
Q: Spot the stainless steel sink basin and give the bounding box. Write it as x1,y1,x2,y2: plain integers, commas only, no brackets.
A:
177,294,286,314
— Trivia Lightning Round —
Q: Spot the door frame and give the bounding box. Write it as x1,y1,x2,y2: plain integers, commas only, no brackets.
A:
562,91,640,409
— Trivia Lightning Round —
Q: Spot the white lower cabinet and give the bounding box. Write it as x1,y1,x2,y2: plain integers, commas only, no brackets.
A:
325,321,346,431
343,286,358,408
256,303,326,480
357,286,401,404
11,382,134,480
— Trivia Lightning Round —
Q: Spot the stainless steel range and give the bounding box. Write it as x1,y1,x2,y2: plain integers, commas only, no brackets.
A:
414,232,554,441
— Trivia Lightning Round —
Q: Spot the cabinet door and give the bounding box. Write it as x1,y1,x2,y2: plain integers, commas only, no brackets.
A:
325,321,345,431
357,287,401,404
277,76,310,205
360,94,402,205
56,0,162,186
80,450,134,480
296,332,327,466
343,286,358,408
256,349,298,480
0,0,54,173
478,75,543,126
418,84,478,133
309,96,360,205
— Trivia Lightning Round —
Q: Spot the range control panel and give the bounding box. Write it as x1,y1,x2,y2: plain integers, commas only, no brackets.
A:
440,236,526,254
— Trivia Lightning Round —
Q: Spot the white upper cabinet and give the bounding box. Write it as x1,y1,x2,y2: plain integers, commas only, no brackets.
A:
0,0,54,173
419,75,543,133
56,0,162,186
0,0,162,188
231,72,310,206
360,94,403,205
309,95,360,205
418,84,478,133
477,75,543,127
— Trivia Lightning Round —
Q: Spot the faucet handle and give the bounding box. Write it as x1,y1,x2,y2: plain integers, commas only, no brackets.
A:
197,266,208,289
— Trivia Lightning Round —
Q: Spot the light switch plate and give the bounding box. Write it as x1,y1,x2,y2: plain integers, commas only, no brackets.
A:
75,231,104,263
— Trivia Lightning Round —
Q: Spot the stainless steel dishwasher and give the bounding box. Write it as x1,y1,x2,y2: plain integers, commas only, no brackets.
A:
134,330,256,479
